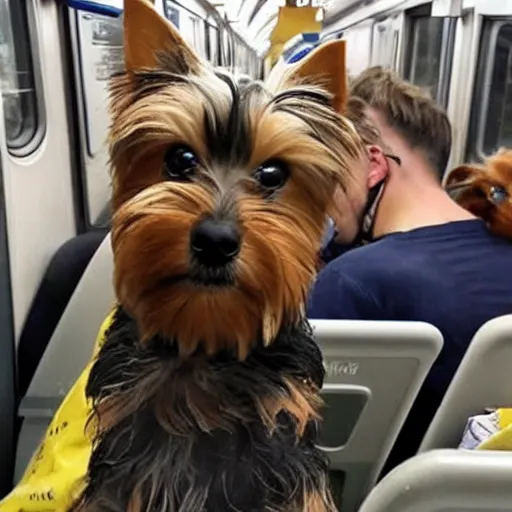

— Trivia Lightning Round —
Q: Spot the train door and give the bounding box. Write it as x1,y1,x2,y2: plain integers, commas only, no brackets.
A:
0,0,77,343
1,0,80,491
465,3,512,162
67,7,123,229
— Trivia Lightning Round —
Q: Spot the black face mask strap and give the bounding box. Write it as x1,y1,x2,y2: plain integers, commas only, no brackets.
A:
327,179,385,249
385,154,401,166
358,179,386,243
358,153,400,243
327,154,399,249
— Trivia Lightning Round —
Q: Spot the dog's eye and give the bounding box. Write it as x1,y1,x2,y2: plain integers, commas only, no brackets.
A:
489,185,508,205
254,161,289,191
164,145,199,180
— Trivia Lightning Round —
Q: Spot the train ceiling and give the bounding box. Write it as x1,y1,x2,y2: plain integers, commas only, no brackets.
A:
214,0,344,56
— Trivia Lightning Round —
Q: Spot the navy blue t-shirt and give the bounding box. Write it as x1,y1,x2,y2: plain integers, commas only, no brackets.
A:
308,219,512,472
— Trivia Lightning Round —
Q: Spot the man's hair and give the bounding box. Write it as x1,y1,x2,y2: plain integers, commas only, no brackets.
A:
350,66,452,175
344,96,382,146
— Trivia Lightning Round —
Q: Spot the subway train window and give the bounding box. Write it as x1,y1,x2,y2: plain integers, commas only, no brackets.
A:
0,0,42,153
482,23,512,153
164,2,180,28
406,17,443,97
467,20,512,161
405,14,455,107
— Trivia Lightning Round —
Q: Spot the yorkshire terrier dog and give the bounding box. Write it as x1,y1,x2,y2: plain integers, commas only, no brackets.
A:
69,1,363,510
446,148,512,239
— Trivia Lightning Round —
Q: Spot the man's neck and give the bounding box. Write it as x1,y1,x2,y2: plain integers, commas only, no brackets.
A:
373,179,477,238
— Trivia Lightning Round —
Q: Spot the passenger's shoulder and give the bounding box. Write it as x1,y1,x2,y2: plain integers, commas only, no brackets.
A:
324,239,405,279
308,245,390,320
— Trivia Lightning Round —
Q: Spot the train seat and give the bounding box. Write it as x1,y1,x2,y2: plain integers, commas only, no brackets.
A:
358,449,512,512
14,233,114,483
17,230,108,398
311,319,442,512
419,314,512,452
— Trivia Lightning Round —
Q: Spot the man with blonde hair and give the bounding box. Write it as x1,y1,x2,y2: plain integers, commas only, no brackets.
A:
319,96,391,262
309,66,512,472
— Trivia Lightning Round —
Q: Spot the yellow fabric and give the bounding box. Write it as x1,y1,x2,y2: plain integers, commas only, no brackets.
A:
0,309,116,512
478,408,512,451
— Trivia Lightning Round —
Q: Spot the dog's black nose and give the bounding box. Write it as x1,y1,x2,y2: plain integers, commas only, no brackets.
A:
190,218,241,266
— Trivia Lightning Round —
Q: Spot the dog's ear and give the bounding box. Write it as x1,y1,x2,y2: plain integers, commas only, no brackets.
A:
265,41,348,112
290,40,347,112
445,164,480,188
278,40,347,113
124,0,201,74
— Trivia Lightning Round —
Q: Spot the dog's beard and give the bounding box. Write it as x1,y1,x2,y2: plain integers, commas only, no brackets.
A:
111,182,313,359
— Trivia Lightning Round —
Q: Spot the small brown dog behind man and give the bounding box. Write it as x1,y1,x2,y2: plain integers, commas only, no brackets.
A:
68,1,363,510
446,148,512,239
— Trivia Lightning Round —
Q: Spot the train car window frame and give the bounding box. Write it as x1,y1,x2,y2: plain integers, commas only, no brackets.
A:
403,5,456,108
0,0,46,156
467,19,512,161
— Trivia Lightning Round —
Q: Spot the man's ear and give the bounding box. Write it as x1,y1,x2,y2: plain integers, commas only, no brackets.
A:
268,40,348,112
124,0,201,74
367,145,389,188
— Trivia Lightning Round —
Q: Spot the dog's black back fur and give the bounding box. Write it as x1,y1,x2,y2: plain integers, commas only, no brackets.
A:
72,307,330,511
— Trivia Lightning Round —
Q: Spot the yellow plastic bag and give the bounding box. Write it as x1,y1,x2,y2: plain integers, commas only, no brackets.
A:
0,309,116,512
478,408,512,451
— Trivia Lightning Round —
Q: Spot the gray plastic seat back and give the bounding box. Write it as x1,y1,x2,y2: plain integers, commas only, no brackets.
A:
310,319,443,512
420,314,512,453
14,233,115,483
359,449,512,512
